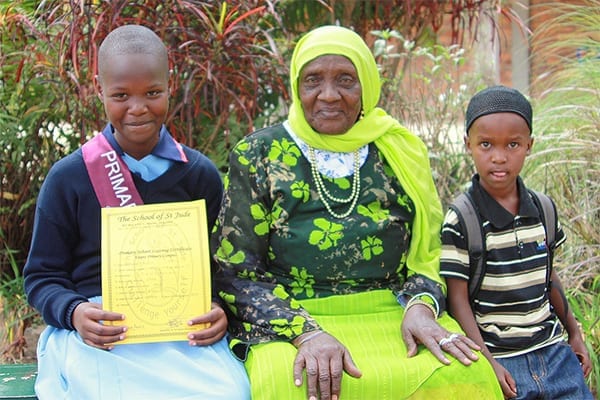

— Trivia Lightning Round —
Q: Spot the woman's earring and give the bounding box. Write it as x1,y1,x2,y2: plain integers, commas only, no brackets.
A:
359,109,365,120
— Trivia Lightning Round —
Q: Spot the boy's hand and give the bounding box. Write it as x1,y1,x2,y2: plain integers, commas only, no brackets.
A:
490,359,517,399
186,302,227,346
72,302,126,350
569,336,592,378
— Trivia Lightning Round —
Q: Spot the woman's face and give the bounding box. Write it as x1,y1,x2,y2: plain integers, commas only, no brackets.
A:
298,55,362,135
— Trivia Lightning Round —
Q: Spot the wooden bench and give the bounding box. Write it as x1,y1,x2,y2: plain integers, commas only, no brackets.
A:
0,364,37,399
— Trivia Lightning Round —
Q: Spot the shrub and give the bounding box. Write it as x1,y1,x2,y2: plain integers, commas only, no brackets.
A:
527,0,600,393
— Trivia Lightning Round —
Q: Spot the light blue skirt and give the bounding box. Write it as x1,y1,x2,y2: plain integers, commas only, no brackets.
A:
35,299,250,400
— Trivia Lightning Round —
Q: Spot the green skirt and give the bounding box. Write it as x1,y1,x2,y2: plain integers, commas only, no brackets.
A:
246,290,502,399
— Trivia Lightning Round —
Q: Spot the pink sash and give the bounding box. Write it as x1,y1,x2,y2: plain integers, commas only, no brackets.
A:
82,134,144,207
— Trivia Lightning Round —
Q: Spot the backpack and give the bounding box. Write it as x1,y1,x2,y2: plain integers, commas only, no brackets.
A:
449,189,557,307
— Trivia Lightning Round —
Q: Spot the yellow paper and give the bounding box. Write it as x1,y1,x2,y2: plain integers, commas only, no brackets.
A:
101,200,211,344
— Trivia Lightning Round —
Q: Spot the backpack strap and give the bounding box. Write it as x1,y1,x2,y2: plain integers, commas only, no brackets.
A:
449,192,485,306
528,189,556,250
527,189,557,288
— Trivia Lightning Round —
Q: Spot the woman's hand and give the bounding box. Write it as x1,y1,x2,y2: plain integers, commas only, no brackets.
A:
72,302,126,350
402,304,480,366
293,331,362,400
186,302,227,346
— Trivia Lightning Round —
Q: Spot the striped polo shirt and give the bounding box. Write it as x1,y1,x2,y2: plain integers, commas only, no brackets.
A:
440,175,566,358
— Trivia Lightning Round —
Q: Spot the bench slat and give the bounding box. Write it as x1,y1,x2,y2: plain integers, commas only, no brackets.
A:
0,364,37,399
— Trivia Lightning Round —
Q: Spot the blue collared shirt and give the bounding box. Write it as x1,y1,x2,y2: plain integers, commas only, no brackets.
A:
101,124,186,181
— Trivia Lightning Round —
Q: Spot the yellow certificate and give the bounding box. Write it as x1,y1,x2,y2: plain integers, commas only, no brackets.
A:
101,200,211,344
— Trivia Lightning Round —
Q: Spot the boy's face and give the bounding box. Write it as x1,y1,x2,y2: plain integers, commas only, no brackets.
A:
95,52,169,159
465,112,533,196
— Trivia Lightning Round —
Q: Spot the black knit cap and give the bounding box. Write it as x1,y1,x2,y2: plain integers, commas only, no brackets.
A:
465,85,532,134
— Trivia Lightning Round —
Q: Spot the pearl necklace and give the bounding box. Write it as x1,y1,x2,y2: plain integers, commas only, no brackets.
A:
308,146,361,219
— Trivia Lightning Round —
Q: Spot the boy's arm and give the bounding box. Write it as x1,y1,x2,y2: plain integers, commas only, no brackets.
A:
548,271,592,378
440,206,515,395
446,279,485,350
446,277,518,398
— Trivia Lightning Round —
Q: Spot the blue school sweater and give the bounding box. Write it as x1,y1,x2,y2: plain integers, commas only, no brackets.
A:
23,140,223,330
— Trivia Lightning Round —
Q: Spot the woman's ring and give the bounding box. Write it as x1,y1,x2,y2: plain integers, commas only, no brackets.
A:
439,333,460,347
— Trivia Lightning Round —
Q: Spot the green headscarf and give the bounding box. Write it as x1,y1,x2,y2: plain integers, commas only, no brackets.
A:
288,25,444,288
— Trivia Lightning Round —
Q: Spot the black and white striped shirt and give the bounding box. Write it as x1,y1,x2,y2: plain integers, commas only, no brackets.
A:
440,176,566,358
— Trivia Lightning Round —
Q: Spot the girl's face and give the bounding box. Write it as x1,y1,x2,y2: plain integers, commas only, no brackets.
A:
95,52,169,160
466,112,534,196
298,55,362,135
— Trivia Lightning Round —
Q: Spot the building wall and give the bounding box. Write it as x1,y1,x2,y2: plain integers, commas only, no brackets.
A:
435,0,584,97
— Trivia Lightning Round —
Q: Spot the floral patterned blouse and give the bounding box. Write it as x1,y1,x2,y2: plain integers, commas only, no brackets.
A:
212,124,444,354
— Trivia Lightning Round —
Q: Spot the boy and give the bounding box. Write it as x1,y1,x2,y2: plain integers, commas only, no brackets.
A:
23,25,249,399
440,85,592,399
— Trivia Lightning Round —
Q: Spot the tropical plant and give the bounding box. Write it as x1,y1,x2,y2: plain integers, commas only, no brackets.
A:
1,0,65,280
277,0,495,43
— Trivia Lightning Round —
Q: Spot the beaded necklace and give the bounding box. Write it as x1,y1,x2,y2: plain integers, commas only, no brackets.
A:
308,146,361,219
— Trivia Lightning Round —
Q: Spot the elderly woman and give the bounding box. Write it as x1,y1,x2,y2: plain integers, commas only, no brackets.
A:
212,25,502,399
